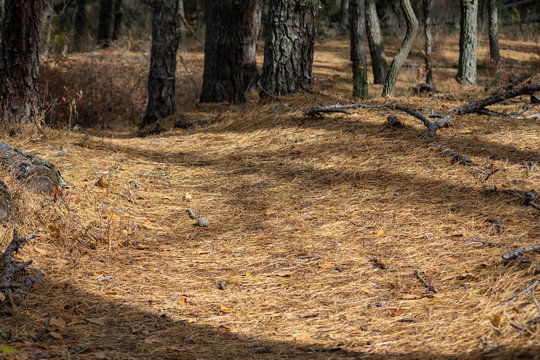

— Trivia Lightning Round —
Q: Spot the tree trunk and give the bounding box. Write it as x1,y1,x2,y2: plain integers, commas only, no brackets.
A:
112,0,123,41
41,1,53,58
73,0,87,48
423,0,433,85
457,0,478,85
488,0,501,74
340,0,349,28
97,0,113,47
0,0,41,125
143,0,179,127
365,0,387,84
242,0,263,93
350,0,368,99
259,0,317,98
382,0,418,97
199,0,247,104
178,0,186,39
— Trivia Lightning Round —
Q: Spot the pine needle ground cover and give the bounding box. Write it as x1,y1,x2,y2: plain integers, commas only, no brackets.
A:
0,37,538,359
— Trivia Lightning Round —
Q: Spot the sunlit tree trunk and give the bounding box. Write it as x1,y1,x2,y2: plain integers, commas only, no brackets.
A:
143,0,179,126
350,0,368,98
0,0,41,125
488,0,501,74
242,0,262,93
365,0,387,84
382,0,418,97
457,0,477,85
260,0,317,98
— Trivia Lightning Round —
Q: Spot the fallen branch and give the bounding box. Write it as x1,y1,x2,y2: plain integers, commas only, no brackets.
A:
302,104,352,116
502,243,540,261
413,269,438,294
506,277,539,304
503,189,540,211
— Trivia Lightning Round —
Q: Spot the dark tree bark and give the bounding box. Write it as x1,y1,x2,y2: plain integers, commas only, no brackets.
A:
143,0,179,127
365,0,387,84
73,0,87,47
242,0,263,93
488,0,501,74
457,0,478,85
112,0,123,41
97,0,113,47
341,0,350,27
382,0,418,97
350,0,368,99
259,0,317,98
200,0,246,104
0,0,41,125
423,0,433,85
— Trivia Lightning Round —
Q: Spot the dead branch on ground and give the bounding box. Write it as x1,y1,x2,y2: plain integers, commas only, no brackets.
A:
502,243,540,261
413,269,438,293
506,277,539,304
1,228,40,301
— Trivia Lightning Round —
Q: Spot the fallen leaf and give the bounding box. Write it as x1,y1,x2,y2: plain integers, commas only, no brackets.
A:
218,324,231,330
49,317,66,329
294,333,313,342
219,304,235,313
49,331,63,340
86,318,105,326
389,308,404,317
375,230,385,236
0,345,16,354
490,314,501,328
94,178,108,188
48,225,62,239
0,292,5,301
245,272,253,277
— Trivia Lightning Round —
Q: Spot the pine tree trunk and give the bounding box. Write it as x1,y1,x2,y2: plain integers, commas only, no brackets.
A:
423,0,433,86
365,0,387,84
350,0,368,99
143,0,179,127
97,0,113,47
112,0,123,41
199,0,247,104
341,0,350,28
488,0,501,74
382,0,418,97
73,0,87,48
457,0,477,85
0,0,41,125
177,0,186,39
242,0,263,93
260,0,317,98
41,2,53,58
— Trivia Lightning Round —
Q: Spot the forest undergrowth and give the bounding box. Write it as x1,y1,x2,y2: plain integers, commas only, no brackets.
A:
0,36,539,359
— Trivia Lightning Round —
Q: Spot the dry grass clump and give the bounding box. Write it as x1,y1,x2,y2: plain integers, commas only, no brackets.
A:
0,36,538,359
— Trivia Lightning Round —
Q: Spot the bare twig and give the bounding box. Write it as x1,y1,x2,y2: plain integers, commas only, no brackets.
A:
506,277,539,304
413,269,438,293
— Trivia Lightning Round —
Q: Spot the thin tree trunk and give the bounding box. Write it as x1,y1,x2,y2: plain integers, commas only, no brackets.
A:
365,0,387,84
97,0,113,47
73,0,87,48
382,0,418,97
112,0,123,41
423,0,433,85
177,0,186,39
41,1,54,58
341,0,349,27
242,0,263,93
488,0,501,74
457,0,478,85
260,0,317,98
199,0,246,104
350,0,368,99
0,0,42,125
143,0,179,127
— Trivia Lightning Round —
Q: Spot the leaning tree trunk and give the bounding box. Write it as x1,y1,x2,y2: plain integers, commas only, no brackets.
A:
259,0,317,98
242,0,263,93
73,0,87,48
350,0,368,99
382,0,418,97
0,0,42,126
423,0,433,85
142,0,179,127
488,0,501,74
199,0,249,104
457,0,478,85
177,0,186,39
365,0,387,84
97,0,113,47
112,0,123,41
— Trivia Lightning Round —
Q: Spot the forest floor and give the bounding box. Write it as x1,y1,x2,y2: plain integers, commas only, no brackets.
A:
1,35,539,359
